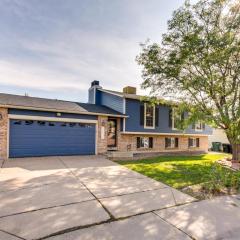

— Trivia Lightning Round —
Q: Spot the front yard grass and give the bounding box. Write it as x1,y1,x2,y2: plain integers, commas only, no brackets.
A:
117,153,240,199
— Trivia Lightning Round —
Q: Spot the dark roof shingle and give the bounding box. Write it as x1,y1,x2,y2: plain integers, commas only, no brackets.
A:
0,93,125,116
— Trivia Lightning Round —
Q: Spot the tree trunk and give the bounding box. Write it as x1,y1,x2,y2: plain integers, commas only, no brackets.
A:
231,143,240,163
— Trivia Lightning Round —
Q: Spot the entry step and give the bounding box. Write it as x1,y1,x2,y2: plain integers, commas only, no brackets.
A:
107,151,133,160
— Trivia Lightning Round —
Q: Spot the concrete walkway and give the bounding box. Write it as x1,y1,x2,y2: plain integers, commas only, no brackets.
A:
0,156,239,239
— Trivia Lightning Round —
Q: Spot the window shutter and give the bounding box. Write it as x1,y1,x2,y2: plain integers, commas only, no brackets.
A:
175,138,179,148
202,123,205,130
188,138,192,147
192,123,195,129
137,137,141,148
149,137,153,148
155,107,159,127
165,138,168,148
140,105,144,126
169,108,172,128
196,138,200,147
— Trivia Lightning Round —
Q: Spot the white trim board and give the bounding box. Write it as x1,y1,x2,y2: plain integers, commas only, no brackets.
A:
8,114,98,124
123,98,126,114
98,88,123,98
121,131,209,137
7,119,10,159
123,98,126,132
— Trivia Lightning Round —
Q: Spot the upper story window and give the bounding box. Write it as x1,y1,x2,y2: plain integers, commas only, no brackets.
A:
194,121,204,131
144,103,155,129
170,108,183,130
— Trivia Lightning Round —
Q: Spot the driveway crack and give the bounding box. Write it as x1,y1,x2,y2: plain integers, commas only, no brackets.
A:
0,229,26,240
152,211,195,240
58,157,115,220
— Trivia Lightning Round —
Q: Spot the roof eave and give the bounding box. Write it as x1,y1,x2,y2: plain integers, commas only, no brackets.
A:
0,104,128,118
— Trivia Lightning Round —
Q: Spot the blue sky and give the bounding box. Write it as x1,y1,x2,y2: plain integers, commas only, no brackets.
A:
0,0,186,102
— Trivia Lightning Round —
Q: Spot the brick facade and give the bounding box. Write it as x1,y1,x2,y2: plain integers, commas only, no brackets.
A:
97,116,108,154
117,134,208,153
0,108,8,160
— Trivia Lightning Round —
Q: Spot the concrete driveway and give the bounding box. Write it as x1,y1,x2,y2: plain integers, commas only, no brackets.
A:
0,155,194,240
0,156,240,240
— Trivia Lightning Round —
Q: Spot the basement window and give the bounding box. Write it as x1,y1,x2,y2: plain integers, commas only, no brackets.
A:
188,138,200,148
137,137,153,149
165,137,179,149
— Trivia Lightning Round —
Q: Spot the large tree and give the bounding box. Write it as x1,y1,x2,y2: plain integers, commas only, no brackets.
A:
137,0,240,161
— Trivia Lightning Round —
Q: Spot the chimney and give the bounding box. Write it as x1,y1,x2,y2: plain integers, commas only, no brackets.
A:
91,80,100,87
89,80,102,104
123,86,136,94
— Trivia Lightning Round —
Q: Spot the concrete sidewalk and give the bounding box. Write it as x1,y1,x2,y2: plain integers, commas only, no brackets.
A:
156,195,240,240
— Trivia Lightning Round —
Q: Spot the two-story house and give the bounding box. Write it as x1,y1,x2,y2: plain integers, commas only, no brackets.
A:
0,81,212,159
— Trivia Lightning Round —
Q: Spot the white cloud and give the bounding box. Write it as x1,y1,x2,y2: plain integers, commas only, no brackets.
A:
0,59,89,91
0,30,146,95
0,0,182,99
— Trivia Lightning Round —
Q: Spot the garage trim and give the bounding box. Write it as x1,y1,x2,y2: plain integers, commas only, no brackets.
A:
7,114,98,158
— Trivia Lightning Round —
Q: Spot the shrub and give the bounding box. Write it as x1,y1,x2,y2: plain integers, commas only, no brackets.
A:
202,163,240,194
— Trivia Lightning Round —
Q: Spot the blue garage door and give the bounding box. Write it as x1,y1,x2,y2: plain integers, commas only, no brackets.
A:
9,119,96,157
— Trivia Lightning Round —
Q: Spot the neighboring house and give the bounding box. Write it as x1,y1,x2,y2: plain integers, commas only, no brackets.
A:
208,128,229,149
0,81,212,159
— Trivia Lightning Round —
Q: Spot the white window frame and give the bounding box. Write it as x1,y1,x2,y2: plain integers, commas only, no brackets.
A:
166,137,177,149
172,108,182,130
144,103,155,129
189,138,198,148
139,137,150,149
172,108,177,130
195,121,203,131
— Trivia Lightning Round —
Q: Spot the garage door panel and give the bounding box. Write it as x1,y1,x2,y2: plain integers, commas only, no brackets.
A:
9,120,96,157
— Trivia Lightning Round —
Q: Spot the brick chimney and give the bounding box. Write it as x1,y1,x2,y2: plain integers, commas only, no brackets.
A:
123,86,136,94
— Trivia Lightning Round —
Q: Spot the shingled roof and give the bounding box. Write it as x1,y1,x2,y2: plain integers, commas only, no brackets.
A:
0,93,126,117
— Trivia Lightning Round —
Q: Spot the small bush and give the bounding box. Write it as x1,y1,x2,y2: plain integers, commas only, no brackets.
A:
202,163,240,194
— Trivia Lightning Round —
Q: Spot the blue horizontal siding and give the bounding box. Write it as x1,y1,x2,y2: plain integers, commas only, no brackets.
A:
96,90,124,113
125,99,213,135
8,109,97,120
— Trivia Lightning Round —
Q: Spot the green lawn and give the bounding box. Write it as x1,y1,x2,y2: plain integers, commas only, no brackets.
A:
117,153,239,190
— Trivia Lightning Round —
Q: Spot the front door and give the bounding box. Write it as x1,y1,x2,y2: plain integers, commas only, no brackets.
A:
107,119,117,148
